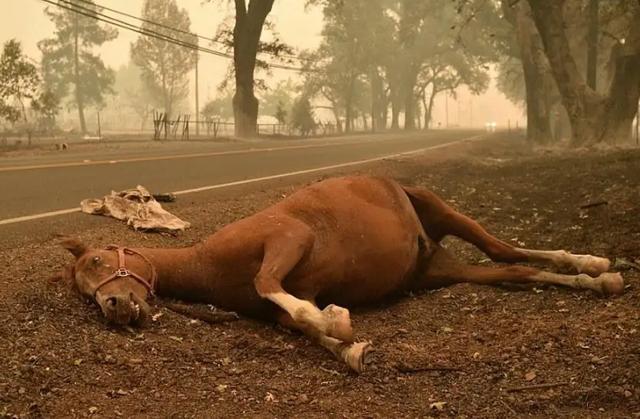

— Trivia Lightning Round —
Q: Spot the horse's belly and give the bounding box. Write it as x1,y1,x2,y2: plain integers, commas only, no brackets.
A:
287,235,421,307
325,258,417,305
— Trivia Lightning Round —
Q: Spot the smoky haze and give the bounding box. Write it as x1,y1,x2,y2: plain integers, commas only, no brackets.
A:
2,3,640,415
1,0,525,134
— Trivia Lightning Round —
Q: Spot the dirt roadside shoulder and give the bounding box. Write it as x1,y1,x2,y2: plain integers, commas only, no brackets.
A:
2,132,640,418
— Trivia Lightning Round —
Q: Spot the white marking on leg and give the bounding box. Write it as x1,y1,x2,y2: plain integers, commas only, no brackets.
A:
266,292,328,335
266,293,354,341
317,334,371,373
516,248,610,276
530,271,624,295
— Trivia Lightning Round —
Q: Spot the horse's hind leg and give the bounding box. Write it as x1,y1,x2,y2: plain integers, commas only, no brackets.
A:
417,246,623,296
404,186,610,276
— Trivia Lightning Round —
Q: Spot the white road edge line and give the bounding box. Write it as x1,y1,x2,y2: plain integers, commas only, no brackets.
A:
0,134,485,226
0,208,82,225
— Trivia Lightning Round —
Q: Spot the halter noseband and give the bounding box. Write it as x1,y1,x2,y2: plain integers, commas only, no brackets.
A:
92,246,157,298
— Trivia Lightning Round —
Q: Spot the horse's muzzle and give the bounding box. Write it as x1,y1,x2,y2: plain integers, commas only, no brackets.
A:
98,292,150,326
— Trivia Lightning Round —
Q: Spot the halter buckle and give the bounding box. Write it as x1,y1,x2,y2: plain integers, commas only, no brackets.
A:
115,268,130,277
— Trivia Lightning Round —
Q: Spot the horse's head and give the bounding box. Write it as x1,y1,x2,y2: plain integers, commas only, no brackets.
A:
58,237,155,326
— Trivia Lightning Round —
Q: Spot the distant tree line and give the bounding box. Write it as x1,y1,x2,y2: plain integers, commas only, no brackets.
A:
0,39,60,143
2,0,637,146
1,0,197,137
233,0,639,144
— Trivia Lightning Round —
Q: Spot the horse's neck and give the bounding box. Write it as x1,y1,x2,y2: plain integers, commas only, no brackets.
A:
137,245,217,301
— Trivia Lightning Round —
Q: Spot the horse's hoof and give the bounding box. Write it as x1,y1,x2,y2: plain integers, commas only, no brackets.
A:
323,304,354,343
343,341,372,373
578,256,611,277
600,272,624,296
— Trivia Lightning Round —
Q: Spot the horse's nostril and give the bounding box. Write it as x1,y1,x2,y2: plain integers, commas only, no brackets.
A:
106,297,118,307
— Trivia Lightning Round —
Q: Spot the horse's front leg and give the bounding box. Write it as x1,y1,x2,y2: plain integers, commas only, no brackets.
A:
276,311,371,373
253,219,354,343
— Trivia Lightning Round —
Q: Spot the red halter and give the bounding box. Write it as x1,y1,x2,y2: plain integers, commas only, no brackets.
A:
92,246,157,298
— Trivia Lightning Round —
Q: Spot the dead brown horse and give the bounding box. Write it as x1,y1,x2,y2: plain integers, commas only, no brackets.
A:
58,176,624,372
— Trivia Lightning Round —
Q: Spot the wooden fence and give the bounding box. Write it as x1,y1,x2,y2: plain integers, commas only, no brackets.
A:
152,111,340,141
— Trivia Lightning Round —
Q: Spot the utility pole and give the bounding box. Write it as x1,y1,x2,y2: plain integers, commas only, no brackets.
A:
445,93,449,128
457,92,461,127
97,111,101,139
195,51,199,136
370,70,376,133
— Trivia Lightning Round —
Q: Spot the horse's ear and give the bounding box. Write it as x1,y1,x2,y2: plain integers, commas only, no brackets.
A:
58,236,88,258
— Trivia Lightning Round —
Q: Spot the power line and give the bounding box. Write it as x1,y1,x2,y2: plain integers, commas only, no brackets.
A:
47,0,228,57
70,0,310,63
39,0,312,72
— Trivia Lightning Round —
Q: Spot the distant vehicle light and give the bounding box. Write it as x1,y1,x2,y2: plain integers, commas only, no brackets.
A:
484,121,497,132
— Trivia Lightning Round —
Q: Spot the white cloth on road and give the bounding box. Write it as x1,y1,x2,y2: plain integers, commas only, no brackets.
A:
80,185,190,232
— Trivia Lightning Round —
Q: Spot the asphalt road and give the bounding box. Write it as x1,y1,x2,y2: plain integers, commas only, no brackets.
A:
0,130,480,223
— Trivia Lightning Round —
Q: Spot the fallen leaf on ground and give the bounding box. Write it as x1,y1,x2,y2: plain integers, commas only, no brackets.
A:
430,401,447,410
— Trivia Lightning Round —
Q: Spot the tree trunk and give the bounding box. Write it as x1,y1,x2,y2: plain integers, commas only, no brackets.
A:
527,0,640,145
370,73,376,132
381,87,390,129
18,97,32,146
420,89,432,131
361,113,368,131
370,68,385,131
403,72,419,130
344,76,355,133
391,106,400,129
389,80,402,129
73,14,87,135
586,0,599,90
404,90,415,130
598,45,640,142
522,56,553,144
335,117,343,134
163,89,171,123
232,0,274,138
503,0,554,144
344,103,352,133
330,105,342,134
420,92,428,130
426,87,436,130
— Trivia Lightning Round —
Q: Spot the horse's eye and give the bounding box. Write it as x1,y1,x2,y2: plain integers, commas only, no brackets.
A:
92,256,101,264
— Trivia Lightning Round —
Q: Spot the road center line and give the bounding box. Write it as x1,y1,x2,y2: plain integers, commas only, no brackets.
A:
0,134,484,226
0,136,405,172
